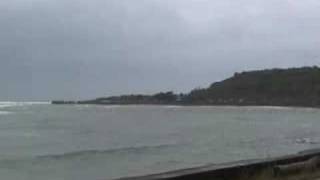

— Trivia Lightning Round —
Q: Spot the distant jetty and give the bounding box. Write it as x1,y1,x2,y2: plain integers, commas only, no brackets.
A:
53,66,320,107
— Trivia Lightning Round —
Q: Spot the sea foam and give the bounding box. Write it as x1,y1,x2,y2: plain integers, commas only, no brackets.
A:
0,111,12,115
0,101,50,108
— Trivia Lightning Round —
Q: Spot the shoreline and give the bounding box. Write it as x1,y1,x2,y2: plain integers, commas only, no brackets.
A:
115,148,320,180
51,101,320,110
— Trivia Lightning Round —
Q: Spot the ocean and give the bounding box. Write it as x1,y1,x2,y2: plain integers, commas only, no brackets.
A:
0,102,319,180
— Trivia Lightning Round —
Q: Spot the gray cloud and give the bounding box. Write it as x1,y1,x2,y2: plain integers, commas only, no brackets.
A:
1,0,320,100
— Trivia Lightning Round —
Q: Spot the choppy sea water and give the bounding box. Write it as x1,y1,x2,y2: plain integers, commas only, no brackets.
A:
0,102,320,180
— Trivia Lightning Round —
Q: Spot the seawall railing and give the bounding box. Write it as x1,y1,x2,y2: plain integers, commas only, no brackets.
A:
116,149,320,180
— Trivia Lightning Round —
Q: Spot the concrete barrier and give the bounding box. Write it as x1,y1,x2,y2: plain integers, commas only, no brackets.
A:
116,149,320,180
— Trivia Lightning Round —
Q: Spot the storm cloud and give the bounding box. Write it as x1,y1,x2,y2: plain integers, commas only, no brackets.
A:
1,0,320,100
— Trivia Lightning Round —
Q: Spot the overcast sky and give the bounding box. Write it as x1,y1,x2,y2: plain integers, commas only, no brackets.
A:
1,0,320,101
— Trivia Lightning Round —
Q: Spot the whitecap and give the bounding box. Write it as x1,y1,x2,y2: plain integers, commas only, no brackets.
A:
295,137,318,145
162,105,183,108
0,101,50,109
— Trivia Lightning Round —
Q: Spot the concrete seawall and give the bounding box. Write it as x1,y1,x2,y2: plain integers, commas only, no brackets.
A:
116,149,320,180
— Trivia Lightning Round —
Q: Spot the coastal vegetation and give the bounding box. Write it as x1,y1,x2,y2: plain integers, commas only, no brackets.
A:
53,66,320,107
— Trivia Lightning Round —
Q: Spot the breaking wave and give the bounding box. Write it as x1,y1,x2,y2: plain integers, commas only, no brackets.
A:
0,101,50,108
294,137,319,145
0,102,50,115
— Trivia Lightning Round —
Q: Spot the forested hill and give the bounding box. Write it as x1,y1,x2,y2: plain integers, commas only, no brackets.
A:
186,66,320,106
53,66,320,107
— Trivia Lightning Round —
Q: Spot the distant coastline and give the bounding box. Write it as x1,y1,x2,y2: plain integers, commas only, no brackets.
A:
52,66,320,108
